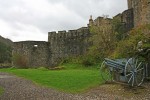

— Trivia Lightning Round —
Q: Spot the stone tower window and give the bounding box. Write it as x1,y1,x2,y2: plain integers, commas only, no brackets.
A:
34,45,38,47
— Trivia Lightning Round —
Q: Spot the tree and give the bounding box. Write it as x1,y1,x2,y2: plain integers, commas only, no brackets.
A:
112,18,125,41
0,42,12,63
111,24,150,58
86,18,116,63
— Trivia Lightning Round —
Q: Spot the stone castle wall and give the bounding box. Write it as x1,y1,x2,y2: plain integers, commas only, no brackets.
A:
13,41,51,68
121,8,134,32
90,8,134,34
48,27,91,66
128,0,150,26
113,8,134,33
95,17,112,26
13,27,91,68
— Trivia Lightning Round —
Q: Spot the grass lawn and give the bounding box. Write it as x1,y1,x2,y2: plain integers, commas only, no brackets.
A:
0,65,103,93
0,86,4,95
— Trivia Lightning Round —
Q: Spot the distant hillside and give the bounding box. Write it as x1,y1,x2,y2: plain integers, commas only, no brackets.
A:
0,35,13,46
0,35,13,64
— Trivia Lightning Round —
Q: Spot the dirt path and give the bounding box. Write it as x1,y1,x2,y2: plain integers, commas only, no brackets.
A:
0,72,149,100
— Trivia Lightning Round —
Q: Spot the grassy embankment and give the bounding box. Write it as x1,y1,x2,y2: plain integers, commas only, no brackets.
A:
0,63,104,93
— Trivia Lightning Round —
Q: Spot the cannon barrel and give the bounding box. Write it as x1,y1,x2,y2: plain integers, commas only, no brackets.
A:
104,58,125,69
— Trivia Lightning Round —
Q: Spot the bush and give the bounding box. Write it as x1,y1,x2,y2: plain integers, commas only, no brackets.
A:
80,56,95,66
12,53,28,68
37,67,49,71
111,24,150,59
59,55,96,67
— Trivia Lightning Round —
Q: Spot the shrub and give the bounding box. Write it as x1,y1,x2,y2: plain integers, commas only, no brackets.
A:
80,56,94,66
111,24,150,59
12,53,28,68
37,67,49,71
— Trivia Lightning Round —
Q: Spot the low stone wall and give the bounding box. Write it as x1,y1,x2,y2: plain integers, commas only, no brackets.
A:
13,41,51,68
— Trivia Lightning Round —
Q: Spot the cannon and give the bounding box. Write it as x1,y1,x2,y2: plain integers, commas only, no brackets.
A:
100,48,150,86
100,58,145,86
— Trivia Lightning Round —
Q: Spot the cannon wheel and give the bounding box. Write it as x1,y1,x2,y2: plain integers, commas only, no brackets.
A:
100,61,113,82
125,58,145,86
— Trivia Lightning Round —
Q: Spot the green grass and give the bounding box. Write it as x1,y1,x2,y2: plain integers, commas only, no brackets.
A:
0,86,4,95
0,65,103,93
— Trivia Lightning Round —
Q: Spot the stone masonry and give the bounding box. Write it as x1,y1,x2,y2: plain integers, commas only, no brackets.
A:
113,8,134,33
13,27,91,68
13,41,51,68
128,0,150,26
48,27,91,66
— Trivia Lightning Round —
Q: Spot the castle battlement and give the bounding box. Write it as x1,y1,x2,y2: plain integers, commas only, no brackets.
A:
48,27,90,42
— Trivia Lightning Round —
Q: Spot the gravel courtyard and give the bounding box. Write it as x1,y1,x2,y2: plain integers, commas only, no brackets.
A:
0,72,150,100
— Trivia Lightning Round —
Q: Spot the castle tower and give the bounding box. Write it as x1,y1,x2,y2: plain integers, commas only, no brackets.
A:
88,15,94,27
127,0,150,26
127,0,133,9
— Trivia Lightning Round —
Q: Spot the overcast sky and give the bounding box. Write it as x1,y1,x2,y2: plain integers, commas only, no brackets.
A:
0,0,127,42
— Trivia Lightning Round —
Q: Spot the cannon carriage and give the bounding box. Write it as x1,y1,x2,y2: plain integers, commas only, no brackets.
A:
100,45,150,86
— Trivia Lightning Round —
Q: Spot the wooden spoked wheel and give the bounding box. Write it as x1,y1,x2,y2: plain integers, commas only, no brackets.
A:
100,61,113,82
125,58,145,86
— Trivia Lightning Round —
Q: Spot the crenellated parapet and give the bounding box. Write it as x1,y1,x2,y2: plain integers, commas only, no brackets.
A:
48,27,90,42
47,27,91,66
88,16,112,27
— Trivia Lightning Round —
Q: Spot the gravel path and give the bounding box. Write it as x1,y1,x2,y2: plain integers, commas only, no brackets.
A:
0,72,150,100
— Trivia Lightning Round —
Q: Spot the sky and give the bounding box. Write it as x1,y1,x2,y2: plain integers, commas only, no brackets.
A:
0,0,128,42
